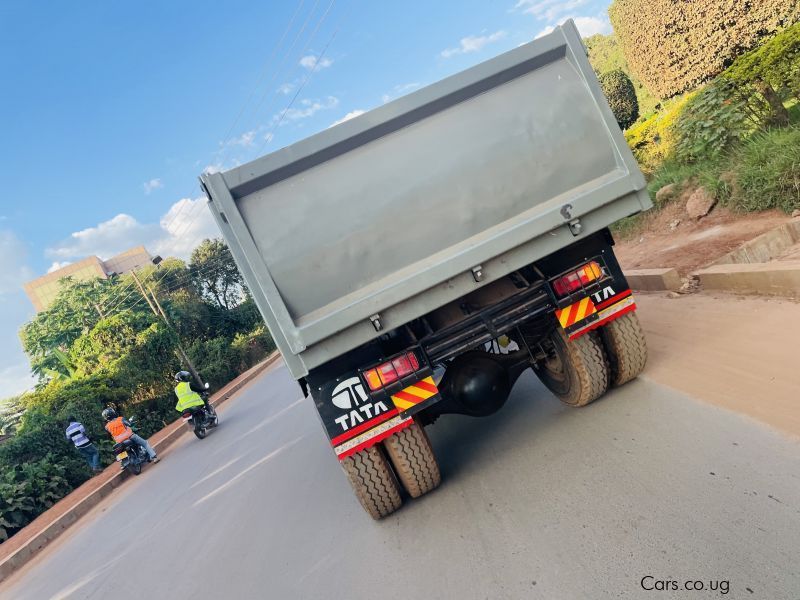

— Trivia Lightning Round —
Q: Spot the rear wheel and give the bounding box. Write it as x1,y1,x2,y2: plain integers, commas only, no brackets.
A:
600,311,648,387
383,422,441,498
194,424,207,440
341,445,402,519
533,327,608,407
127,461,142,476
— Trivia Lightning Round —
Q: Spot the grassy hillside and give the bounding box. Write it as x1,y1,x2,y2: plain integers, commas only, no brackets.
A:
585,33,660,119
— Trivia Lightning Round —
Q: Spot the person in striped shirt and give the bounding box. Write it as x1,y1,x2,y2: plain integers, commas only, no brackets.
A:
65,416,102,473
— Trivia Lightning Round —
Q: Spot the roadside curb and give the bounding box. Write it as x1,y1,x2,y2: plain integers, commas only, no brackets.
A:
693,262,800,297
624,268,682,292
0,351,282,584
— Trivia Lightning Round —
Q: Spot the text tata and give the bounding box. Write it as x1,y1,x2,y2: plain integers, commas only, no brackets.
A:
334,400,390,431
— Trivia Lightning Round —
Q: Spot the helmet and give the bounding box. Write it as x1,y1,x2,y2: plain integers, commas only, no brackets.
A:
102,407,117,421
175,371,191,382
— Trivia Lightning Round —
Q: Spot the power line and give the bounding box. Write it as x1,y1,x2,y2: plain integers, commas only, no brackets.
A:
253,0,341,157
100,1,316,313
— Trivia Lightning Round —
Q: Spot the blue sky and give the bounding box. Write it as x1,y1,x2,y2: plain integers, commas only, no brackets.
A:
0,0,612,395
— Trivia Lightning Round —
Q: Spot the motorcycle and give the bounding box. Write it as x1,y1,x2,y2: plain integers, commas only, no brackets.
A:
113,438,150,475
181,386,219,440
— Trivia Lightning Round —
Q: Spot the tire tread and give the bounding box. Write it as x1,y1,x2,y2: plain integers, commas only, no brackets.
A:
341,445,402,519
384,423,441,498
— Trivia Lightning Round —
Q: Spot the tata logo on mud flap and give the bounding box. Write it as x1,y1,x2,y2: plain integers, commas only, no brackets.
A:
330,377,390,431
592,286,616,303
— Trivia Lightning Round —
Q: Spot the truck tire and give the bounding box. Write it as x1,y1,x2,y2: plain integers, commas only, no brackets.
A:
533,327,608,407
383,422,441,498
600,311,647,387
341,445,402,519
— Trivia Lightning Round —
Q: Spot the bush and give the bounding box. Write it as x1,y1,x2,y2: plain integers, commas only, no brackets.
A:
0,455,73,542
732,126,800,213
599,69,639,130
625,94,693,173
126,394,179,439
585,33,660,117
232,326,276,370
672,80,755,163
609,0,800,98
186,336,241,392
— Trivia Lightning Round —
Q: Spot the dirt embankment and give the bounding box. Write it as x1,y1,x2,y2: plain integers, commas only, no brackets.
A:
615,206,789,276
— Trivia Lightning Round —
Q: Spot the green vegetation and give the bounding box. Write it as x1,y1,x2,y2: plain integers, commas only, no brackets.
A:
585,33,659,117
609,0,799,98
0,238,275,542
735,127,800,213
598,69,639,130
616,22,800,238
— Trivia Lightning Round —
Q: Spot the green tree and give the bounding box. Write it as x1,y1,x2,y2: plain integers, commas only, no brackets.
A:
19,276,148,381
190,239,246,310
599,69,639,130
585,33,659,117
724,23,800,126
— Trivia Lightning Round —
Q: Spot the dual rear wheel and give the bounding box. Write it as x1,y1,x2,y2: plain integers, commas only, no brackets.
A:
340,421,441,520
533,311,648,407
342,312,647,519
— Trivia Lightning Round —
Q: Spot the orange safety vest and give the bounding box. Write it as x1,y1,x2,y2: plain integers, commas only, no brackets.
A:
105,417,133,442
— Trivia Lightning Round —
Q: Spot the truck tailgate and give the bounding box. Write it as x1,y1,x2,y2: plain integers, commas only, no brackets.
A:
201,20,651,379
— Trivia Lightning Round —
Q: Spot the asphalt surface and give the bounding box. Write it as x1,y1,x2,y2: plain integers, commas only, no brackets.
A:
2,363,799,600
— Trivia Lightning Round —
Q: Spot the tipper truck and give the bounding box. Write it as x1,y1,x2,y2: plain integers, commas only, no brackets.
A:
200,20,652,519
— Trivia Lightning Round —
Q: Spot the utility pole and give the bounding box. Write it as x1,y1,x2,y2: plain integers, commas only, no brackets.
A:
147,284,205,387
129,269,204,387
130,271,158,315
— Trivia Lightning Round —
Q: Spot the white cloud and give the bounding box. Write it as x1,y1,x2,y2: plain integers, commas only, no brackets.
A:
143,178,163,194
0,360,35,397
0,233,36,395
441,31,508,58
572,15,612,37
278,82,295,95
156,198,221,258
278,96,339,122
0,230,34,295
299,55,333,71
330,109,366,127
45,198,220,263
227,130,257,147
515,0,589,20
47,261,71,273
535,15,612,39
535,25,556,38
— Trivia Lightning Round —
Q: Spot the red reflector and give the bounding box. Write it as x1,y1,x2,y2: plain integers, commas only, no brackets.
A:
553,261,602,298
377,362,398,386
392,355,414,377
363,352,422,391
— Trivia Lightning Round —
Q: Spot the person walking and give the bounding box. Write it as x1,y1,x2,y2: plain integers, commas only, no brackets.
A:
65,416,102,473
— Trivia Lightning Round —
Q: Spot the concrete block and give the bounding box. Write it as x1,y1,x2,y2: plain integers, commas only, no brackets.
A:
694,262,800,296
714,219,800,266
624,268,682,292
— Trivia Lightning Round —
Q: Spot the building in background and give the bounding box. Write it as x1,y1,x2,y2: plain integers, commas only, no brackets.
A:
24,246,153,312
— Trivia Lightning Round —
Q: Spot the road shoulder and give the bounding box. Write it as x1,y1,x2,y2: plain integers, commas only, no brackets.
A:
636,292,800,439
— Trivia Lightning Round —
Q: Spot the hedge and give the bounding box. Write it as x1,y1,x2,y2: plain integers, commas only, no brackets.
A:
609,0,800,98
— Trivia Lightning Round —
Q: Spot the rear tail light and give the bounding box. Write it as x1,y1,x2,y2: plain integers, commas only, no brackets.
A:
363,351,421,391
552,261,603,298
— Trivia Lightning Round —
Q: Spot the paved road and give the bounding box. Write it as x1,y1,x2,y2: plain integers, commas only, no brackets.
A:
2,363,799,600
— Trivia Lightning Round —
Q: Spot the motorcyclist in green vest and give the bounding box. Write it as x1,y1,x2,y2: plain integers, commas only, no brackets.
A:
174,371,210,413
